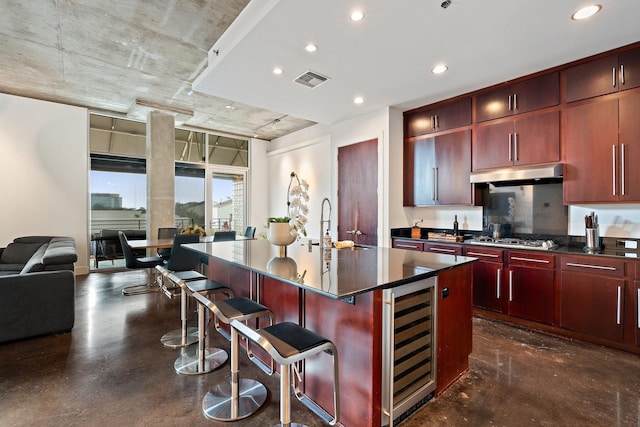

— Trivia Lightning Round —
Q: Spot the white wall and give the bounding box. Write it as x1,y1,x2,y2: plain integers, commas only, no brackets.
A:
0,93,89,274
569,205,640,238
267,126,332,240
248,137,270,233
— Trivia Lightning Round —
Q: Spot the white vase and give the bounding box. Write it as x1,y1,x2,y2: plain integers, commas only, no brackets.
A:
267,222,296,247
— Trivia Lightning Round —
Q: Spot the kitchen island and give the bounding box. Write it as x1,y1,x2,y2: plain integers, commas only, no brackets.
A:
184,238,476,426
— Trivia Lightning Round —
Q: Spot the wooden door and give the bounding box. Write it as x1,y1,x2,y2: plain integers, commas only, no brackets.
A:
508,266,555,324
566,55,619,102
473,120,513,170
619,93,640,201
619,48,640,91
338,139,378,245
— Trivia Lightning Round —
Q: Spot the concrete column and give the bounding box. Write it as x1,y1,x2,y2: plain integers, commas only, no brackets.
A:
146,111,175,241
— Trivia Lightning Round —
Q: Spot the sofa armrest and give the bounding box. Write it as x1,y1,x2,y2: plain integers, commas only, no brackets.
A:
0,271,75,343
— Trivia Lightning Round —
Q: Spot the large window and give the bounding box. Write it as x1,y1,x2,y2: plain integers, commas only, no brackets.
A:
89,113,250,270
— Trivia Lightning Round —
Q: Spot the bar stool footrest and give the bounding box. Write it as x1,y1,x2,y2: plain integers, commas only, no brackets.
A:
160,327,198,349
174,347,227,375
202,378,268,421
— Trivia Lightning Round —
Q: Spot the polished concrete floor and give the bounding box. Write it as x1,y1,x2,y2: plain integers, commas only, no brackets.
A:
1,269,639,427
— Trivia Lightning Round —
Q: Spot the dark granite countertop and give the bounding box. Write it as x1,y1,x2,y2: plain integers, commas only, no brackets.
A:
184,238,476,300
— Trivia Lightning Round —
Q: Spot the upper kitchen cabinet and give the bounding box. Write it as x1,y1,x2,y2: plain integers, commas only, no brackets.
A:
473,110,560,171
405,98,472,138
404,129,472,206
564,92,640,203
566,47,640,103
475,73,559,122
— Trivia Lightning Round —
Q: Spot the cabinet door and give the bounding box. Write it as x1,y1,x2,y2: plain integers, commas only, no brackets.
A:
566,55,619,102
472,261,504,312
619,48,640,92
475,73,559,122
392,239,423,251
435,98,472,132
405,110,437,137
424,243,463,256
407,136,436,206
513,110,560,166
435,130,472,205
508,266,555,324
510,72,560,115
564,98,619,203
619,93,640,201
560,271,625,342
473,121,513,170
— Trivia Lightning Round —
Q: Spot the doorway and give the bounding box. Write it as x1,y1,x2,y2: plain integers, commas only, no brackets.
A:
337,139,378,246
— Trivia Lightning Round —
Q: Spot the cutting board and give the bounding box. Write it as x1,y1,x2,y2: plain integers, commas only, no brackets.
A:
427,232,464,242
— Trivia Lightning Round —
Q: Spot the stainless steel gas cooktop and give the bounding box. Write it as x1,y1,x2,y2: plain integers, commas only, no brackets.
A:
468,236,558,251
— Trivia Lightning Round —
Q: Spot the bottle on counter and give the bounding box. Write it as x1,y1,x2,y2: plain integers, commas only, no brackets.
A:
453,215,459,236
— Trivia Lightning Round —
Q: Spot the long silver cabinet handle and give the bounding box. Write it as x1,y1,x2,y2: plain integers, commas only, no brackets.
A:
430,247,456,253
637,288,640,329
621,64,625,85
396,244,420,249
508,94,512,111
496,268,501,299
508,133,513,161
466,252,500,258
616,286,622,325
613,144,617,196
509,270,513,302
621,143,625,196
511,256,550,264
565,262,616,271
612,67,617,87
514,133,519,161
513,93,518,110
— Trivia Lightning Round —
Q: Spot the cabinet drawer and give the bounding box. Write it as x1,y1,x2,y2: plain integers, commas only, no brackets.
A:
393,239,424,251
424,243,463,256
561,255,625,278
464,246,504,263
508,251,555,269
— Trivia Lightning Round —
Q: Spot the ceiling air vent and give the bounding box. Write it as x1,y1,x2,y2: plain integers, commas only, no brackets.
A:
294,71,330,88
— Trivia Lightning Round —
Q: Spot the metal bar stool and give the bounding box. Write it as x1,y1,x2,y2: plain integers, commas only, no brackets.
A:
168,273,229,375
156,265,209,348
189,291,274,422
231,320,340,427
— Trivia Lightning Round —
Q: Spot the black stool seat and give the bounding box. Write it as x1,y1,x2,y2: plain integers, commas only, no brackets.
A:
171,270,205,281
259,322,332,359
213,297,272,322
187,279,229,294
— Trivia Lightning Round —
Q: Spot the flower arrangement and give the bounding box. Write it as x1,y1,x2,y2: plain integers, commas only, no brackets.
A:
267,171,309,240
180,224,207,237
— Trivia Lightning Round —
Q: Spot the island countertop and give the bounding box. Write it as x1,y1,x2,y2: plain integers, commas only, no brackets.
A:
184,238,476,299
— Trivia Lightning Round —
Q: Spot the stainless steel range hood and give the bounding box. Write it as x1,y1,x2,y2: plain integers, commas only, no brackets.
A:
470,163,563,185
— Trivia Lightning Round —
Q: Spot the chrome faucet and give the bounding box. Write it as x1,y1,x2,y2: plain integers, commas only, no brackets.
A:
320,197,332,248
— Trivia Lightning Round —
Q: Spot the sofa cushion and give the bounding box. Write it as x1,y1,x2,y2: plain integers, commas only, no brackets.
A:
0,242,43,265
20,244,48,274
42,239,77,265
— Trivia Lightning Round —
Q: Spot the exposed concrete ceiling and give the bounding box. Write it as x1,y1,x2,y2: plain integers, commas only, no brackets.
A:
0,0,315,141
1,1,639,142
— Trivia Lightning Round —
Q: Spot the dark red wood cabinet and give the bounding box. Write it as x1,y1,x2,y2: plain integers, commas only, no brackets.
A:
405,97,471,138
634,262,640,347
404,129,472,206
465,246,505,313
564,92,640,203
506,251,555,325
566,47,640,103
475,72,559,122
559,256,626,343
424,242,463,256
473,110,559,171
392,238,423,251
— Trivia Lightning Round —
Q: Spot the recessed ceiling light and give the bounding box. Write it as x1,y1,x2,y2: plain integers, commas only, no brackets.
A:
571,4,602,20
305,43,318,53
354,96,364,104
350,10,365,21
431,64,448,74
273,67,284,75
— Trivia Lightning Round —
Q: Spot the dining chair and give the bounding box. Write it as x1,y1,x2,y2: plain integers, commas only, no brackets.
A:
243,226,256,238
118,231,164,295
157,227,178,261
213,231,237,242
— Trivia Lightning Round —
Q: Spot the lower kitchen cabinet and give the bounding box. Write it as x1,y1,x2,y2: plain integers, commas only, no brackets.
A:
465,246,505,313
559,255,626,342
424,242,463,256
392,238,423,251
507,251,555,325
635,263,640,346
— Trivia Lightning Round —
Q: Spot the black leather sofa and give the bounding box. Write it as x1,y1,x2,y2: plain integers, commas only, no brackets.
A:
0,236,77,343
